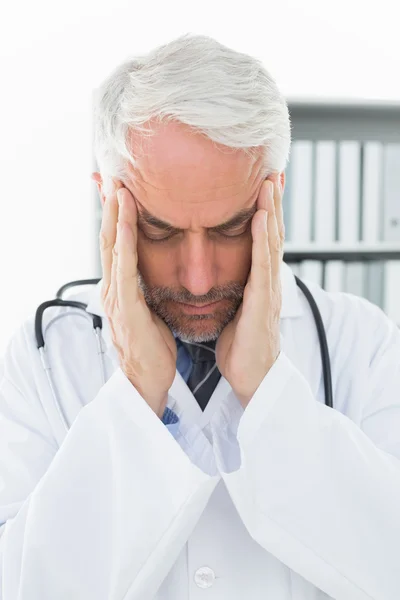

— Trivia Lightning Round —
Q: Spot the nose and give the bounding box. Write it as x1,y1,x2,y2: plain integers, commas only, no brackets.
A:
178,233,216,298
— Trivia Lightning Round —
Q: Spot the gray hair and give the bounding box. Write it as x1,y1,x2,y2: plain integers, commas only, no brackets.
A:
93,33,292,196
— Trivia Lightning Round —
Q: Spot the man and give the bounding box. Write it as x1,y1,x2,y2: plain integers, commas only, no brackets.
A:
0,33,399,600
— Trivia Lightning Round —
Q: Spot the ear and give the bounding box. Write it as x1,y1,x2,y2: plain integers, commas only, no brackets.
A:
91,172,106,207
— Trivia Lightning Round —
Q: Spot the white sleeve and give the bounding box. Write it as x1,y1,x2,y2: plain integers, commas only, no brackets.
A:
0,327,220,600
210,309,400,600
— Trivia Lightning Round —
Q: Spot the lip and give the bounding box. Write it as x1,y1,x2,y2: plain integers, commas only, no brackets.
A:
178,300,222,315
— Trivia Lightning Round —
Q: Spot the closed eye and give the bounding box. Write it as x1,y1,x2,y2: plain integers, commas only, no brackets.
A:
141,223,251,244
215,224,251,237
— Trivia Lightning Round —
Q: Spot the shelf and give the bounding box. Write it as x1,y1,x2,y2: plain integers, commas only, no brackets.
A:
283,243,400,262
287,101,400,143
287,97,400,110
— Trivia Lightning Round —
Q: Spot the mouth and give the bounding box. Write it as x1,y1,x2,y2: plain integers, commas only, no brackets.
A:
177,300,223,315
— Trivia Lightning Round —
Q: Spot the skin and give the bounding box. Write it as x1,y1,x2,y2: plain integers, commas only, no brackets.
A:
93,120,285,340
93,119,286,411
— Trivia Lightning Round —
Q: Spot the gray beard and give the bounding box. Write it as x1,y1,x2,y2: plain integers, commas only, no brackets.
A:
137,271,244,343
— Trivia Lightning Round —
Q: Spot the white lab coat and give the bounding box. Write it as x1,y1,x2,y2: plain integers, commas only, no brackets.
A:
0,262,400,600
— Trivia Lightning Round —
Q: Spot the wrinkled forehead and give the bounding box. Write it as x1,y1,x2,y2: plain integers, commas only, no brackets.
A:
123,120,265,227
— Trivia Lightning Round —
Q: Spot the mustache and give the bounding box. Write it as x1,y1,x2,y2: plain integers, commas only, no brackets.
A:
140,281,245,305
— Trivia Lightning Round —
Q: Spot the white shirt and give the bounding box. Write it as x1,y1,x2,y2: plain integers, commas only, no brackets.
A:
0,262,399,599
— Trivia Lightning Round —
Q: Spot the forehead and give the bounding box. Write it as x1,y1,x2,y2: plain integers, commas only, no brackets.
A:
123,120,265,228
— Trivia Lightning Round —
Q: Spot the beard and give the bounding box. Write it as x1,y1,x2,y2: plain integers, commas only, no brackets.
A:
137,271,244,343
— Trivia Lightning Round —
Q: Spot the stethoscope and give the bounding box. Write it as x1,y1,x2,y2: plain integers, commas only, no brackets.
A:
35,277,333,432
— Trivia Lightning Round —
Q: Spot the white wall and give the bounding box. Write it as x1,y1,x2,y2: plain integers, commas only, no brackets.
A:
0,0,399,354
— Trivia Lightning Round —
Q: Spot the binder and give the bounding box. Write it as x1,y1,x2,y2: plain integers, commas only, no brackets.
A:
382,144,400,242
362,142,383,243
366,261,384,310
384,261,400,326
344,262,365,297
314,141,336,243
382,144,400,324
325,261,344,293
290,141,313,244
300,260,323,287
338,141,361,243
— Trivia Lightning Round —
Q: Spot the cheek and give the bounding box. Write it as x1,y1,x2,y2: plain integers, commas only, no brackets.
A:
216,238,252,282
137,238,176,284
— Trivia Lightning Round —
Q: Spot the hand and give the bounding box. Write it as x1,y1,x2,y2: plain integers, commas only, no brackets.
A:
99,181,177,419
216,174,284,409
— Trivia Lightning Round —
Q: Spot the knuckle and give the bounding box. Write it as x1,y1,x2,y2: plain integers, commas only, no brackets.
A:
116,264,125,279
100,281,108,299
99,230,113,252
101,283,117,314
101,289,111,309
274,294,282,317
103,294,118,318
259,260,271,276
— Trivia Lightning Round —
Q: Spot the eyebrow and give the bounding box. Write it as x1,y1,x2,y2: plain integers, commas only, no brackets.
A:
137,202,257,233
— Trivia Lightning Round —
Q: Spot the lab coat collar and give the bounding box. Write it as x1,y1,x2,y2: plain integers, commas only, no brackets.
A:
85,261,304,322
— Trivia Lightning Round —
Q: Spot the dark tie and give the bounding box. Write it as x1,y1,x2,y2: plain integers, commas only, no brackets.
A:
180,339,222,411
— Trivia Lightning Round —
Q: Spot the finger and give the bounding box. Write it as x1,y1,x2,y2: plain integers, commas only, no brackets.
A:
256,177,270,211
262,174,284,233
251,207,271,292
110,225,119,306
250,179,275,292
99,180,121,294
117,186,138,232
267,178,282,283
274,175,285,248
270,174,285,265
116,189,140,311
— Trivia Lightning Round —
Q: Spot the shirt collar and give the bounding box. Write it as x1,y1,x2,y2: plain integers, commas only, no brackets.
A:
86,261,304,321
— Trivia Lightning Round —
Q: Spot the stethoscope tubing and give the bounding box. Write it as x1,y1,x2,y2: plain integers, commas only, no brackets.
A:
35,277,333,432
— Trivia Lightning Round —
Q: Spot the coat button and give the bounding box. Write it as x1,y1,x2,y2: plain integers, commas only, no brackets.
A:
194,566,216,588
